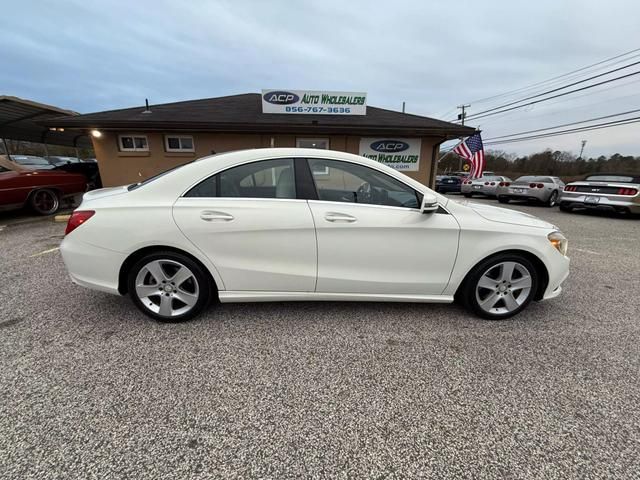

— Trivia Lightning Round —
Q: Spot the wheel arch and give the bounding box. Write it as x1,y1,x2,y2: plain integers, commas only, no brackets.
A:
455,249,549,301
118,245,219,297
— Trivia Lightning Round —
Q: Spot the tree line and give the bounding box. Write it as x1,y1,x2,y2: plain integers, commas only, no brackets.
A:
439,149,640,181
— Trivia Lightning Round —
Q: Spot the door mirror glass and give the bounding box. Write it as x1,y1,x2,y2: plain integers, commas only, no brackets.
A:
421,192,439,213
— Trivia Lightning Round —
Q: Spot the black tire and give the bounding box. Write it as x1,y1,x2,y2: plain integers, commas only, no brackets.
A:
546,190,559,207
559,204,573,213
498,196,509,204
29,188,60,215
463,193,472,198
127,251,214,322
458,253,539,320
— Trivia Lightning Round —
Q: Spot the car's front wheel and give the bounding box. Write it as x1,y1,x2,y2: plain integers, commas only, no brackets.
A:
127,251,213,322
459,254,539,320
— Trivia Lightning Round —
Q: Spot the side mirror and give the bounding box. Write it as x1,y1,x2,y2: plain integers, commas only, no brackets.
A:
421,192,439,214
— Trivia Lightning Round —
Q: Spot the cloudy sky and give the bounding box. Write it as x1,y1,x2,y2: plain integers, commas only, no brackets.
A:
1,0,639,157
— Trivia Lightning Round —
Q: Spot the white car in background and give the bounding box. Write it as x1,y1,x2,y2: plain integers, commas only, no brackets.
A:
60,149,569,322
461,174,505,198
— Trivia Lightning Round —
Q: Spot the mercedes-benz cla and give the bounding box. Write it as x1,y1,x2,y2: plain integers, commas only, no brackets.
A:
60,148,570,322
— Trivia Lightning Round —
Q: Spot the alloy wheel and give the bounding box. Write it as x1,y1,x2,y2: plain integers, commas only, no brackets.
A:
475,261,533,315
32,189,59,215
135,259,200,317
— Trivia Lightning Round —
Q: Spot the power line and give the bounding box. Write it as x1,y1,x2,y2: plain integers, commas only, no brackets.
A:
462,60,640,120
484,117,640,145
465,47,640,105
484,108,640,140
461,69,640,122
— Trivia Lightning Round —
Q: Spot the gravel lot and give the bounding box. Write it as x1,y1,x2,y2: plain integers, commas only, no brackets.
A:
1,198,639,479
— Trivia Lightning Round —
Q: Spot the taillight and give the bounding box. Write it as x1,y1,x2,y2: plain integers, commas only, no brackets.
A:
490,182,496,186
499,182,504,187
505,182,511,187
529,183,536,188
65,210,95,235
484,182,489,185
564,185,577,192
537,183,544,188
618,187,638,195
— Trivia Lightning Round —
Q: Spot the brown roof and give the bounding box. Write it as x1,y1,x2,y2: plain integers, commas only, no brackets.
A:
41,93,475,138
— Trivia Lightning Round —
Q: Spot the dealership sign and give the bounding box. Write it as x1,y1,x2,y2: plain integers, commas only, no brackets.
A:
261,89,367,115
359,138,421,171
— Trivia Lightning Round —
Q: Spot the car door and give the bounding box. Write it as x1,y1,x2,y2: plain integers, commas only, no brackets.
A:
305,158,460,296
172,158,317,292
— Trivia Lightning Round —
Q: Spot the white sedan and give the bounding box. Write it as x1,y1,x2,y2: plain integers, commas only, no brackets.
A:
61,148,569,322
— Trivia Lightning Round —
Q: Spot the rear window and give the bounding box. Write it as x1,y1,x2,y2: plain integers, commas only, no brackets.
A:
515,176,551,183
128,161,193,191
585,175,635,183
13,155,50,165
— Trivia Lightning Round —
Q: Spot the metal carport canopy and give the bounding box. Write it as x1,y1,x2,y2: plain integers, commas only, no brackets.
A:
0,95,91,148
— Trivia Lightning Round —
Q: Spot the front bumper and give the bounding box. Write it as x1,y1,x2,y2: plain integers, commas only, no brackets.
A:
559,193,640,214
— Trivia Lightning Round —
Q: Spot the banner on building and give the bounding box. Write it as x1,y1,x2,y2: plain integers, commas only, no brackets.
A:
261,89,367,115
359,138,421,171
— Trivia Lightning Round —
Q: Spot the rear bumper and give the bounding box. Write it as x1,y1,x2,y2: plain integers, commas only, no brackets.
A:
497,190,548,202
559,194,640,213
60,235,125,295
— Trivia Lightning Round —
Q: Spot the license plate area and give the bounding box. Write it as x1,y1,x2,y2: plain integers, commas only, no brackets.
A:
473,185,482,189
513,188,525,193
585,196,600,204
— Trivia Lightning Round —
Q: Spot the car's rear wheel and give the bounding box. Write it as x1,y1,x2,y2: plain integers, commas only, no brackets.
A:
546,190,559,207
29,189,60,215
127,251,213,322
459,254,538,320
498,196,509,204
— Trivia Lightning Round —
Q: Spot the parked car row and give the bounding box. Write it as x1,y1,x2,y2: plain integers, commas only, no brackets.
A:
437,171,639,215
0,155,88,215
8,154,101,189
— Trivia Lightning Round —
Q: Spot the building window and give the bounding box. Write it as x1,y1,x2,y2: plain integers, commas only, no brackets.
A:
119,135,149,152
165,135,195,152
296,138,329,174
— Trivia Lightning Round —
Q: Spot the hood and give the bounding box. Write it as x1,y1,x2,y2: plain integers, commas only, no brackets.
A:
82,185,129,202
459,200,555,229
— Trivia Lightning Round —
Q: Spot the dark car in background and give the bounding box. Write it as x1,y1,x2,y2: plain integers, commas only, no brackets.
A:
435,175,462,194
46,156,102,188
9,154,55,170
560,173,640,215
0,155,87,215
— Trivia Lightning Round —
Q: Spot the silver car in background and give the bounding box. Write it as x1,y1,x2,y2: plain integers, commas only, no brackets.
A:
559,173,640,215
497,176,565,207
481,176,511,197
461,174,503,198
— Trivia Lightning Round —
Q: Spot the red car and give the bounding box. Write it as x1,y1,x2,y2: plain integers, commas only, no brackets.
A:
0,155,87,215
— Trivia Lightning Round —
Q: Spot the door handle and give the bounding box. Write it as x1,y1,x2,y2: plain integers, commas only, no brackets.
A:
324,212,357,223
200,210,234,222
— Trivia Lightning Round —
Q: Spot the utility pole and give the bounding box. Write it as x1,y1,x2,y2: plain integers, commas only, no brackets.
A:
402,101,405,113
579,140,587,160
457,104,470,171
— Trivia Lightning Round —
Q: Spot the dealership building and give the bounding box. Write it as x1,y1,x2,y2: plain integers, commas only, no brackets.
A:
43,91,474,187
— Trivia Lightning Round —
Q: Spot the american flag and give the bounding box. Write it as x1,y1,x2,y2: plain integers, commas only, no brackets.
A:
453,132,485,178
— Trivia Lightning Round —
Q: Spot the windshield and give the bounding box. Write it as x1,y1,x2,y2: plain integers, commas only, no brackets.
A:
128,161,193,191
13,155,50,165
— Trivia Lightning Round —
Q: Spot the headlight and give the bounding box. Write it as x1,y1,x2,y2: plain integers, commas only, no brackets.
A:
548,231,568,256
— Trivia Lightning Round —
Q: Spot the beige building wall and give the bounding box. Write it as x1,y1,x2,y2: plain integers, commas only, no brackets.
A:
92,132,441,188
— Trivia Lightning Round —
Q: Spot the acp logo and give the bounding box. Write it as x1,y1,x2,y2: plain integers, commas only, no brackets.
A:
263,91,300,105
370,140,410,153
